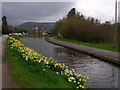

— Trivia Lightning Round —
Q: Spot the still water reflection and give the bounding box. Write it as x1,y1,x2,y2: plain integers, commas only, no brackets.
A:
20,37,119,88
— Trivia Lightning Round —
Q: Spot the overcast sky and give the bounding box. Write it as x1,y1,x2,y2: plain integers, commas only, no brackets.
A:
2,0,120,26
118,1,120,22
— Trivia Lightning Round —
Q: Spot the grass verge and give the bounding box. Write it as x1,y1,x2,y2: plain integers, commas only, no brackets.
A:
44,37,49,41
56,37,119,52
6,39,78,88
12,34,44,39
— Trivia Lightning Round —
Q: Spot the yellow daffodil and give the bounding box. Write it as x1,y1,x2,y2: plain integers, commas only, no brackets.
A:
8,37,87,89
56,72,59,74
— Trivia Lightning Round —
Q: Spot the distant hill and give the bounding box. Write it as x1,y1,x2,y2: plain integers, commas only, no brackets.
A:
16,22,55,31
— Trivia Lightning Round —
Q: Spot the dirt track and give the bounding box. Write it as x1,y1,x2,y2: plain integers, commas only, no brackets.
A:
2,35,20,88
0,36,2,90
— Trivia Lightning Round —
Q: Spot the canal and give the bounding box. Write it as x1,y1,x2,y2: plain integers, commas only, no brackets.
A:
20,37,119,88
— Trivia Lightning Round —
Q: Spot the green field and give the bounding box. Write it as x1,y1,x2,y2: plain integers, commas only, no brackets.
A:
56,38,119,52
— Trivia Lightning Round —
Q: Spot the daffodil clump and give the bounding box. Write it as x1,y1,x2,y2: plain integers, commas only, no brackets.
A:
8,37,89,89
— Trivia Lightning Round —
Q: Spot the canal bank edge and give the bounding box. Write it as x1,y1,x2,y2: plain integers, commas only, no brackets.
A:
47,38,120,65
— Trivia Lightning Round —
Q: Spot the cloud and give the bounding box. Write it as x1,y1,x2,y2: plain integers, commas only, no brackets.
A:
2,2,74,26
2,0,76,2
0,1,2,24
117,0,120,23
75,0,115,23
2,0,119,26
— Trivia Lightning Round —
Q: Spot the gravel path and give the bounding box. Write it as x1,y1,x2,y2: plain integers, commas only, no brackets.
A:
48,38,120,65
0,36,2,90
2,35,20,88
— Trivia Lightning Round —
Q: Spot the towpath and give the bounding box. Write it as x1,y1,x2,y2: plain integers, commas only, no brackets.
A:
48,38,120,65
2,35,20,88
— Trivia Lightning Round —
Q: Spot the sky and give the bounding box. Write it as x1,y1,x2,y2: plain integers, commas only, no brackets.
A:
118,1,120,22
1,0,120,26
0,1,2,24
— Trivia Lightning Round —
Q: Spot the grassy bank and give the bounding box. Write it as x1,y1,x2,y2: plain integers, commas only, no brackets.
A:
44,37,49,41
12,34,56,40
6,40,77,88
12,34,44,40
21,34,44,37
56,38,119,52
6,37,87,89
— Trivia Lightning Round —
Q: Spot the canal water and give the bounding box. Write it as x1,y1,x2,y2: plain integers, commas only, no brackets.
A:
20,37,119,88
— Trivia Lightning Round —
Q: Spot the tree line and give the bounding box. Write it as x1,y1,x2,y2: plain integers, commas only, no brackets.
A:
2,16,27,34
51,8,119,44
